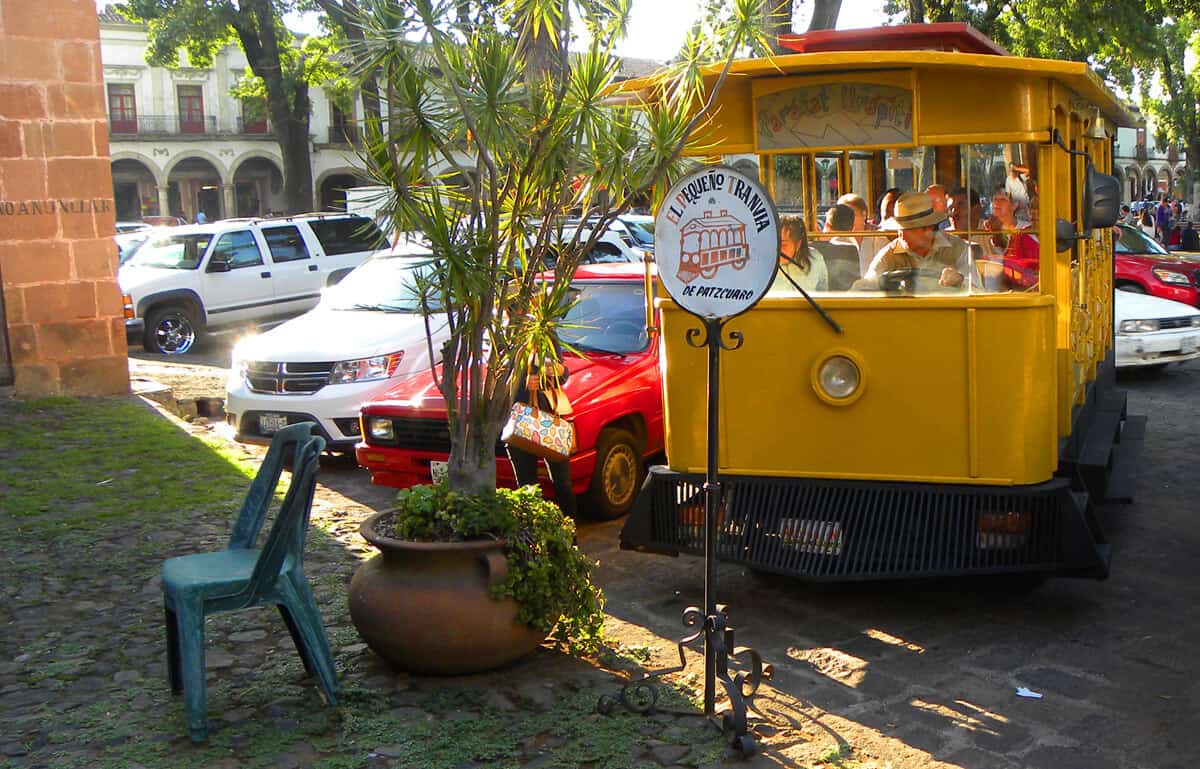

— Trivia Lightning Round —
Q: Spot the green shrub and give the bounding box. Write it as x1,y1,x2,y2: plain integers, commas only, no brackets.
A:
386,484,605,654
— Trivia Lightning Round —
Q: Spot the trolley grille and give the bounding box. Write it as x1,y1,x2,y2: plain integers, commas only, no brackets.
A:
624,469,1107,581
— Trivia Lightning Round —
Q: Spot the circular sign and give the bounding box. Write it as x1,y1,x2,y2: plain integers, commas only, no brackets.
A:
654,166,780,319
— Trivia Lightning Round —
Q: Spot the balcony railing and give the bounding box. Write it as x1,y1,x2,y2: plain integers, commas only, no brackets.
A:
109,114,218,136
236,116,271,135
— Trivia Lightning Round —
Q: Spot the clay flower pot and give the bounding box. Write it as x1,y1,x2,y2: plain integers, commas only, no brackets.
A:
348,510,547,674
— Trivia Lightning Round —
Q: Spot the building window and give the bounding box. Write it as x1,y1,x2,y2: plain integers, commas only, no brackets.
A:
241,98,268,134
177,85,205,134
108,84,137,134
330,104,356,144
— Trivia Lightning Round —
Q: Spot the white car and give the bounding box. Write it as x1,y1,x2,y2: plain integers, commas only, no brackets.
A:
225,248,449,452
1114,288,1200,368
121,213,387,354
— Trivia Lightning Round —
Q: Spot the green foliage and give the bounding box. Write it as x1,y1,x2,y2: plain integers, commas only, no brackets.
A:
348,0,772,494
389,484,605,653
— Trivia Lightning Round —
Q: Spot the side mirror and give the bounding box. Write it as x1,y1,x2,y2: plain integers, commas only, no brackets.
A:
207,258,232,273
1083,163,1121,232
1055,218,1077,253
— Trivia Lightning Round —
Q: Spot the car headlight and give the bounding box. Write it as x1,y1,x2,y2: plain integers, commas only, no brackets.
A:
366,416,394,441
817,356,861,399
230,336,258,378
327,352,404,384
1152,268,1192,286
1119,319,1160,333
1192,316,1200,327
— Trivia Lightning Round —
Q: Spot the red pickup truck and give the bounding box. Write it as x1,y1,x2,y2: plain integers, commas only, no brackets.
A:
1114,224,1200,306
355,263,664,519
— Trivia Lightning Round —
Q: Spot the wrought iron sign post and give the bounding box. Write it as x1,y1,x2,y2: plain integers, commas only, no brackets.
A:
600,166,778,758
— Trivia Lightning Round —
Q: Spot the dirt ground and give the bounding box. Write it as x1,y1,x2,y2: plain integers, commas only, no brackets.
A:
125,337,1200,768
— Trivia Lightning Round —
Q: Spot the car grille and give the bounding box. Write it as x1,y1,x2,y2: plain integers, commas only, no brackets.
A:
1156,317,1195,330
245,360,335,394
372,416,506,456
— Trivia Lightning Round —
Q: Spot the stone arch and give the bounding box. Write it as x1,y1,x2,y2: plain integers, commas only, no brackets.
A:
162,149,230,185
110,155,161,221
165,154,226,221
110,150,166,187
232,154,285,217
316,166,371,211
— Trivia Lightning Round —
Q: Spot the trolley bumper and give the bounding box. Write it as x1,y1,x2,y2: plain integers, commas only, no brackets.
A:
620,468,1110,582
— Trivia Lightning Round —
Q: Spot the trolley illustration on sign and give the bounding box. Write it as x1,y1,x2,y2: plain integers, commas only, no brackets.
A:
677,209,749,284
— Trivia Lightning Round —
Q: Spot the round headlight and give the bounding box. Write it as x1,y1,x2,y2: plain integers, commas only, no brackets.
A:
818,356,860,400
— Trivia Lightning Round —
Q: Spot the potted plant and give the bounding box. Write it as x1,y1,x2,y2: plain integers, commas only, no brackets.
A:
349,484,604,674
341,0,767,673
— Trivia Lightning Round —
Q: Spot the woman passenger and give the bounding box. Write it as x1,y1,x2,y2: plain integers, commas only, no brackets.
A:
770,214,827,293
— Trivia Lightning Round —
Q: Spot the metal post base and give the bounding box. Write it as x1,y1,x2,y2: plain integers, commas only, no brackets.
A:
597,605,772,757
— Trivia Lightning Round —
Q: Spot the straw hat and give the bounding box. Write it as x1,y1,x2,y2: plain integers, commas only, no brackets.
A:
892,191,948,229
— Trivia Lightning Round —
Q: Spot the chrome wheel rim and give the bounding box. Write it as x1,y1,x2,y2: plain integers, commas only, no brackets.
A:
155,314,195,354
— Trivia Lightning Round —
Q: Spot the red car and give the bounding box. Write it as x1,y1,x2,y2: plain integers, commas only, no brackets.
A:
1114,224,1200,306
355,263,663,519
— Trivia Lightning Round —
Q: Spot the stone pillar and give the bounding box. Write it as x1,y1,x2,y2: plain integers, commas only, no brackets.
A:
0,0,130,396
222,183,236,219
157,184,170,218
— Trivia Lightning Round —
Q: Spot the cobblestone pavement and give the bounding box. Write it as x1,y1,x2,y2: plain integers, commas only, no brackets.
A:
3,357,1200,768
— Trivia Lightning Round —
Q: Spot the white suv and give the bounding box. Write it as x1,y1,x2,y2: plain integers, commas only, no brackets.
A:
225,246,450,452
120,213,387,354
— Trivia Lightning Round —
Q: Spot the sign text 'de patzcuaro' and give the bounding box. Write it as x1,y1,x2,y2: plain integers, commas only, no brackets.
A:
655,166,780,319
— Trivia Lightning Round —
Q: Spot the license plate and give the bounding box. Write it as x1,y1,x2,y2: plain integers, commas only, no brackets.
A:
778,518,843,555
258,413,289,435
1183,335,1197,351
430,460,448,483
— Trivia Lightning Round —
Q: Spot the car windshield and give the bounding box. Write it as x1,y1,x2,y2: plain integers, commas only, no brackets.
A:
621,218,655,247
559,282,650,355
126,233,214,269
114,233,150,264
323,255,443,312
1116,225,1169,256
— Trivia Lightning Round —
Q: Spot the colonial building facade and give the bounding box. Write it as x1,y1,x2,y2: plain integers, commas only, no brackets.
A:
1114,125,1192,204
99,8,370,221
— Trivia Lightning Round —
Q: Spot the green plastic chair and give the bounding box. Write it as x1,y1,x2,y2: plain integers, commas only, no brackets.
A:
161,422,338,742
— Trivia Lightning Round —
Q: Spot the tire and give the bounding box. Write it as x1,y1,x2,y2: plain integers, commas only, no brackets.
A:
587,427,643,520
143,305,198,355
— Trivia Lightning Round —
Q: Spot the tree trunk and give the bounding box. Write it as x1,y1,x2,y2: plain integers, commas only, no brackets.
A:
236,0,315,213
1189,141,1200,207
766,0,792,54
808,0,842,31
275,109,314,214
446,420,503,495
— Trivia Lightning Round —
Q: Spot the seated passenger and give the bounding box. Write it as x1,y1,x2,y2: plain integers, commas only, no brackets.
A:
837,192,887,275
925,183,951,230
981,186,1039,289
857,191,970,291
947,186,988,259
812,204,862,291
770,214,828,293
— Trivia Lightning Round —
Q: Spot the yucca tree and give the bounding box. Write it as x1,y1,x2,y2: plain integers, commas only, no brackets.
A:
349,0,779,495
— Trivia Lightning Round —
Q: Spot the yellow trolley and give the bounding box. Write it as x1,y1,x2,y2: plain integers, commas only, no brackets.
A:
619,25,1140,581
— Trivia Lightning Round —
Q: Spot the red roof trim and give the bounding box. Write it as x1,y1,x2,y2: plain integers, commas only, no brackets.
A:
778,23,1011,57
